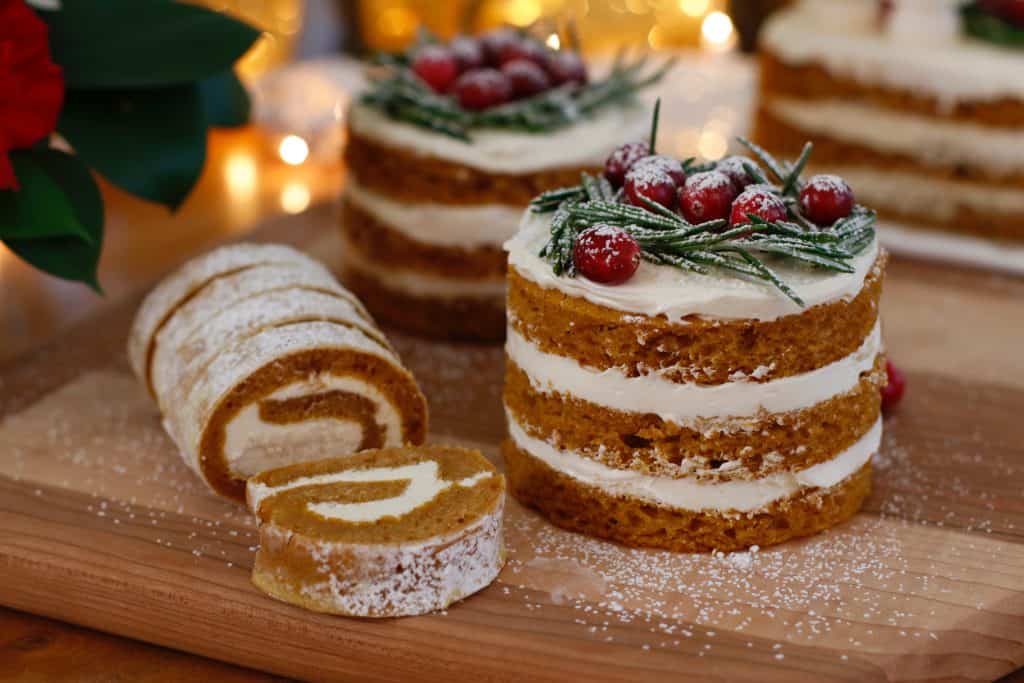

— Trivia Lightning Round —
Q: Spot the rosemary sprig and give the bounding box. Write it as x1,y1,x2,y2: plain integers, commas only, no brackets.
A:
535,134,877,306
363,51,674,140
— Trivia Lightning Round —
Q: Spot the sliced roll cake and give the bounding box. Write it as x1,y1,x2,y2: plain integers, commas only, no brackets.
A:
246,446,505,617
503,123,887,552
128,243,428,501
340,29,669,341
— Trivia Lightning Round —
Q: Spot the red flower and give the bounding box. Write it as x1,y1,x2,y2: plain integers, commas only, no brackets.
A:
0,0,64,190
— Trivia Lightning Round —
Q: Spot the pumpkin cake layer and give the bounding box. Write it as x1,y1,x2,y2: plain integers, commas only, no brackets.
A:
502,437,874,554
248,446,505,617
504,356,884,481
503,200,885,552
129,244,428,501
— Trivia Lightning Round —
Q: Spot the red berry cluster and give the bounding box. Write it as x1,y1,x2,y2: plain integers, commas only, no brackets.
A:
411,29,588,111
572,143,859,286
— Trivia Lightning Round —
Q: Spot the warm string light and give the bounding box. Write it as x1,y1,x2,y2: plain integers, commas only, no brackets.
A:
278,134,310,165
280,181,311,214
700,10,735,51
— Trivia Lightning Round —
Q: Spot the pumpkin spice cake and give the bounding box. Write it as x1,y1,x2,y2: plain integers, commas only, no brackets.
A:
341,28,670,341
128,243,428,501
247,445,505,617
755,0,1024,273
503,114,887,552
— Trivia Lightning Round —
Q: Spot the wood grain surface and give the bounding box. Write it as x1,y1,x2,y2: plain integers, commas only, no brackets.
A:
0,204,1022,682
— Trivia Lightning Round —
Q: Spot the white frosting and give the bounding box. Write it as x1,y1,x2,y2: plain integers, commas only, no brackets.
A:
223,374,404,479
247,460,492,522
348,100,649,174
832,166,1024,221
885,0,961,45
762,1,1024,107
507,323,881,423
879,219,1024,276
506,210,880,322
507,412,880,513
766,97,1024,177
346,179,523,249
342,239,506,299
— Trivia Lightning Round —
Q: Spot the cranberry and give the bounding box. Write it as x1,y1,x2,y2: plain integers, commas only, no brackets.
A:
450,36,485,71
881,359,906,412
603,141,650,188
546,50,588,85
678,171,737,224
729,186,788,226
480,27,520,64
630,155,687,187
573,225,641,285
499,39,549,67
624,165,678,210
452,68,512,110
501,59,551,98
715,156,757,192
800,174,855,227
411,45,459,93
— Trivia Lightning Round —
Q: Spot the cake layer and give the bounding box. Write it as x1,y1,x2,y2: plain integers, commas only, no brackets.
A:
342,266,506,342
348,101,648,176
760,51,1024,127
761,97,1024,182
503,439,872,553
345,179,522,249
760,2,1024,109
507,259,884,385
879,219,1024,275
504,354,884,481
248,446,505,617
507,211,883,324
341,198,505,279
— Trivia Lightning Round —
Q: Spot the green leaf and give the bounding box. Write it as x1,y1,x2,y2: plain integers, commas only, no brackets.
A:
200,70,251,128
0,149,104,290
40,0,262,89
57,84,207,209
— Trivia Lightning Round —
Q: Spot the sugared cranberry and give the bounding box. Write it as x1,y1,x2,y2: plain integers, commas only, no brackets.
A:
498,39,549,67
800,174,855,227
715,156,758,192
450,36,485,71
881,359,906,412
603,141,650,188
411,45,459,93
546,50,588,85
452,68,512,110
630,155,687,187
501,59,551,98
678,171,737,224
573,225,641,285
624,165,678,210
480,27,520,64
729,186,788,226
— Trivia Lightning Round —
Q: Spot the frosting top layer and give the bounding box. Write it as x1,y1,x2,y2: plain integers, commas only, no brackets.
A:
348,100,649,174
505,210,880,322
762,0,1024,106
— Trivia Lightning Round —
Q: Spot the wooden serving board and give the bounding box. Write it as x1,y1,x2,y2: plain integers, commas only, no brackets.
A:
1,204,1022,683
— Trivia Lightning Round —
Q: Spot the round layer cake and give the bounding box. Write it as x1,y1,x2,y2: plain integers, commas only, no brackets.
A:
340,30,663,341
502,134,887,552
755,0,1024,272
247,446,505,617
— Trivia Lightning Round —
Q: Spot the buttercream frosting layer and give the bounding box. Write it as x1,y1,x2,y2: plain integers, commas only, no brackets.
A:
506,210,880,322
348,101,648,175
507,412,880,513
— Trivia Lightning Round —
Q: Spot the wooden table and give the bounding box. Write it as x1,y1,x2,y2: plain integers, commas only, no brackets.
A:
1,127,1022,681
0,127,340,681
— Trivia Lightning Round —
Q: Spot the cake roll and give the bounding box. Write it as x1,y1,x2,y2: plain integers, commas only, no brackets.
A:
128,243,428,501
246,446,505,617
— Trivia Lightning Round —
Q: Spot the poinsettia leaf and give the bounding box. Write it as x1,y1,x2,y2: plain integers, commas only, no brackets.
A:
0,152,94,243
200,70,251,128
30,148,104,245
40,0,262,89
4,235,102,292
58,84,207,210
